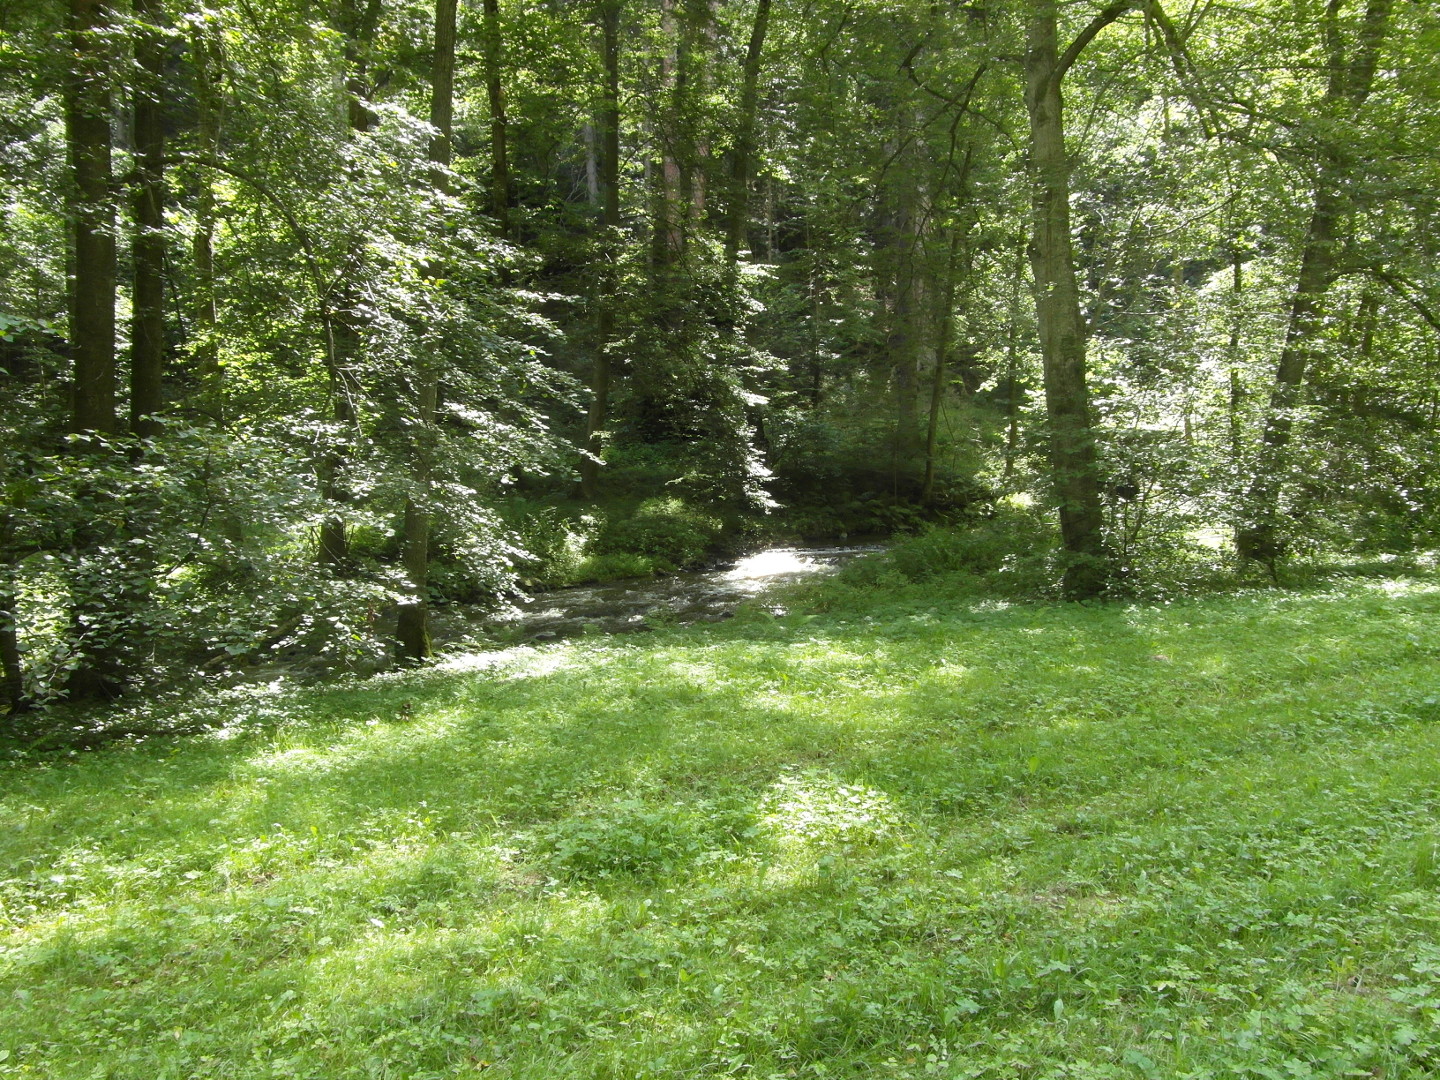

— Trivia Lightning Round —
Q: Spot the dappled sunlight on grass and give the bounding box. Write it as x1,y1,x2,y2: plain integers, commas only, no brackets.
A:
6,574,1440,1076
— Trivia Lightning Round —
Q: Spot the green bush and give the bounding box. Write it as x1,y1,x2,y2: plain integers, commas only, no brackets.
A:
571,551,660,582
591,497,722,570
508,506,594,587
841,509,1056,590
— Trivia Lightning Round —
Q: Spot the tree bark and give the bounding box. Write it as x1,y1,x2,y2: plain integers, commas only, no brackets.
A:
318,0,383,569
63,0,128,701
580,0,622,498
1236,0,1392,563
482,0,510,234
923,231,962,503
191,29,224,422
0,587,26,714
1024,0,1130,599
724,0,772,263
66,0,117,438
130,0,166,438
395,0,457,663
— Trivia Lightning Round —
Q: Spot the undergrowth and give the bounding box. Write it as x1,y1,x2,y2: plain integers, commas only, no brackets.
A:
4,569,1440,1078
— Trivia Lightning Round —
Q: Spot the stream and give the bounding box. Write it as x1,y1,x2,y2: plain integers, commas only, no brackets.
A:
437,543,883,645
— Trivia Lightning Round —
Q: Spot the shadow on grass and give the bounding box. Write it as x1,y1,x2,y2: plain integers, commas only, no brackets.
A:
5,581,1440,1075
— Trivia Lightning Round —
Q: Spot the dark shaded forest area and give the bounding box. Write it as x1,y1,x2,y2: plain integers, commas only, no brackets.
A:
2,0,1438,713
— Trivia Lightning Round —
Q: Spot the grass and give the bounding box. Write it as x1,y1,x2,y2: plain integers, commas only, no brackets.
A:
4,569,1440,1078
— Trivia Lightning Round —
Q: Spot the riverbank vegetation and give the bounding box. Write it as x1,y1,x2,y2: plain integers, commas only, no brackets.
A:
4,562,1440,1077
3,0,1439,714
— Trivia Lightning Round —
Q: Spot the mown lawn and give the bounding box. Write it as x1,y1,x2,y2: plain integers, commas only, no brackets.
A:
4,574,1440,1078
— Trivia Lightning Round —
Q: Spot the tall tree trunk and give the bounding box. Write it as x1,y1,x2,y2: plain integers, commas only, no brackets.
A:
580,0,622,498
923,231,962,503
130,0,166,439
192,28,223,422
64,0,125,700
66,0,117,438
652,0,684,265
1024,0,1129,599
1236,0,1391,564
395,0,457,663
482,0,510,234
725,0,772,263
318,0,383,569
1002,235,1026,487
1226,245,1245,534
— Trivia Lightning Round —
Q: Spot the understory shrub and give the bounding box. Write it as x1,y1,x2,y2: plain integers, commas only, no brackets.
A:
839,508,1056,593
590,497,722,571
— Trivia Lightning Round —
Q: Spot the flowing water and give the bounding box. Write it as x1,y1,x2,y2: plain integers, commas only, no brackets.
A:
438,543,883,645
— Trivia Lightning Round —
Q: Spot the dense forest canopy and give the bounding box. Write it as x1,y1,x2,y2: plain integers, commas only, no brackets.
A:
1,0,1438,709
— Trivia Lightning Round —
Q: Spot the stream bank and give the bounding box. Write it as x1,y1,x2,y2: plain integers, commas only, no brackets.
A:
438,543,883,645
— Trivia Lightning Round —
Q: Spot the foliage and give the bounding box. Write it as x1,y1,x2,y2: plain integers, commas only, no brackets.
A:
590,496,723,572
832,506,1057,595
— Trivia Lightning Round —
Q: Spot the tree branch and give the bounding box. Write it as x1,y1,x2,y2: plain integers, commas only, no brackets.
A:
1056,0,1141,83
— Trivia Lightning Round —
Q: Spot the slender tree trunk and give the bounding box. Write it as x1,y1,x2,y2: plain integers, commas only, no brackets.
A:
1237,0,1392,563
652,0,684,264
64,0,126,700
0,510,28,714
395,0,457,663
582,123,600,204
1024,0,1125,599
0,586,26,714
923,231,962,503
580,0,622,498
130,0,166,438
482,0,510,234
724,0,771,263
1226,246,1245,535
192,28,223,422
1002,236,1026,487
66,0,117,438
318,0,383,569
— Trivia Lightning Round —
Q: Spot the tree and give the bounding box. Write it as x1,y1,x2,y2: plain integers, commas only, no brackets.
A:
1022,0,1140,598
395,0,457,664
1236,0,1393,564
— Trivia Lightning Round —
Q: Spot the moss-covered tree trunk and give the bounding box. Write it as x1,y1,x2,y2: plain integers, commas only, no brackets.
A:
1024,0,1129,599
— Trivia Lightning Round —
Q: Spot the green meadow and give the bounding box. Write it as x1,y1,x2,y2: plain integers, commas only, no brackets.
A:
5,571,1440,1078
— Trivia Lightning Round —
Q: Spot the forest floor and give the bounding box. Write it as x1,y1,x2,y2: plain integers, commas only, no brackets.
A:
4,566,1440,1078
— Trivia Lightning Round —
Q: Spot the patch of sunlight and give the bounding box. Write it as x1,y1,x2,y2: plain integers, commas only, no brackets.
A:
1187,527,1229,551
660,658,721,685
1372,578,1440,597
723,549,821,583
930,658,971,681
248,745,332,773
438,644,582,679
307,888,608,995
758,770,902,851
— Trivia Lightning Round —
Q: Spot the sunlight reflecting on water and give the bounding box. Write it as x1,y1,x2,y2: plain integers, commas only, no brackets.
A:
723,549,821,581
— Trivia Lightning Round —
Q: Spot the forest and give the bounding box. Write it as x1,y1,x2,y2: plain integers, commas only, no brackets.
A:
1,0,1434,712
7,3,1440,1075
